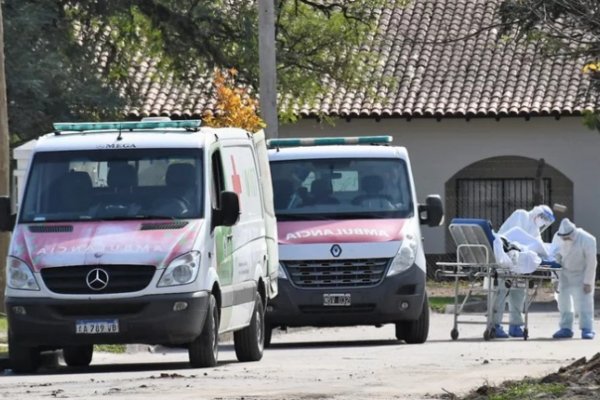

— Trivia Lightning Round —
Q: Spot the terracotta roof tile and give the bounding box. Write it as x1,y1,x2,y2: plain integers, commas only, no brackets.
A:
129,0,599,119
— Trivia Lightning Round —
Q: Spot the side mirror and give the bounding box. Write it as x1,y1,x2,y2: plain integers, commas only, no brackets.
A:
212,191,240,228
0,196,14,232
418,195,444,227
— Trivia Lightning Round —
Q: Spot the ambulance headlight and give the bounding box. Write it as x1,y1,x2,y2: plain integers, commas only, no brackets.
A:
278,263,288,280
387,236,418,276
7,257,39,291
158,252,201,287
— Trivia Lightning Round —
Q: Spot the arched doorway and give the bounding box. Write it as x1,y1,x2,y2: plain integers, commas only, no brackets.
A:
444,156,573,252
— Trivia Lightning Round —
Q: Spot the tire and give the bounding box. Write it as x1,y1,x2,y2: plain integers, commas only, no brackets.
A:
63,345,93,367
189,294,219,368
395,295,430,344
264,324,273,349
234,293,265,362
9,333,40,374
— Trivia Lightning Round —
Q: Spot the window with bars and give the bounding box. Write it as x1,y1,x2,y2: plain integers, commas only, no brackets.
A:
456,178,552,240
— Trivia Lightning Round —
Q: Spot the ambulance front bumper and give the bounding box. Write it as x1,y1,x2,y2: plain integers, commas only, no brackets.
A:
267,264,425,327
6,291,210,348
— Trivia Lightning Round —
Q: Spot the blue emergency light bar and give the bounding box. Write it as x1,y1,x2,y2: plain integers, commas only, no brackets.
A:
53,120,201,132
267,135,392,148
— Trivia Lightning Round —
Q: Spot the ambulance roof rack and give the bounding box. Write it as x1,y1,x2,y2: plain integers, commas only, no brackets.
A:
52,119,201,135
267,135,392,149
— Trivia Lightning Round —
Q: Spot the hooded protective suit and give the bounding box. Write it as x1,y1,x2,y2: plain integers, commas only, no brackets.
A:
552,218,597,337
492,205,555,337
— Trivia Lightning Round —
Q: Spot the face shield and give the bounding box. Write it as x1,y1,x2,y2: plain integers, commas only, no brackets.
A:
534,209,555,233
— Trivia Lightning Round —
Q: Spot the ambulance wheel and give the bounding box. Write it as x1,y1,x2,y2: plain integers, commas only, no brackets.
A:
264,324,273,349
451,328,459,341
523,328,529,341
189,294,219,368
234,293,264,362
63,345,93,367
396,295,429,344
8,332,40,374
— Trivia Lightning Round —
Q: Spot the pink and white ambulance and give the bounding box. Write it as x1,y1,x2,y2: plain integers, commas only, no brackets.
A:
0,119,278,372
265,136,443,345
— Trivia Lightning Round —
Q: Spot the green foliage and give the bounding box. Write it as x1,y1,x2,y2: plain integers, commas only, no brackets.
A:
4,0,391,143
4,1,125,145
428,296,455,313
0,315,6,337
499,0,600,130
487,381,566,400
94,344,127,353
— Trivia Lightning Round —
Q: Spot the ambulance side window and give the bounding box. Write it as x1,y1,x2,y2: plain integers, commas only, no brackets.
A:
211,150,225,209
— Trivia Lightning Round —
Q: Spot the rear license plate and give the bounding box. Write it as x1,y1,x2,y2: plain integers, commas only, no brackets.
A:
76,319,119,334
323,293,351,306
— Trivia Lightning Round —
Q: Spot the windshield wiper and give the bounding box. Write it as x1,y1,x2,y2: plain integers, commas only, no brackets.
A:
327,212,383,220
276,214,330,221
133,214,177,220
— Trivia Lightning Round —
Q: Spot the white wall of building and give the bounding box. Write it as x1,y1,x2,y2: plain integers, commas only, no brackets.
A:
279,116,600,254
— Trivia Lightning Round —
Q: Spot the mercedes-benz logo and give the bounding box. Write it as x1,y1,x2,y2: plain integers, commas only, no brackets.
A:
330,244,342,258
86,268,110,291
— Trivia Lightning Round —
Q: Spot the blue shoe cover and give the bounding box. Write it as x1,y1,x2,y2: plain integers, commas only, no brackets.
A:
552,328,574,339
494,325,509,338
508,325,524,338
582,329,595,340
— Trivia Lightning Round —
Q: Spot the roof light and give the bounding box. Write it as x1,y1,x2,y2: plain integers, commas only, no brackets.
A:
52,120,201,132
267,136,392,148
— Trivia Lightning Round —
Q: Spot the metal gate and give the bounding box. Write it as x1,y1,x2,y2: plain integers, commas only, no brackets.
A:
456,178,552,239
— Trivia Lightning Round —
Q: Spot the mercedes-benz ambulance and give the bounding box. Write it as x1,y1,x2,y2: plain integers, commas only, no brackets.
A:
265,136,443,345
0,118,278,373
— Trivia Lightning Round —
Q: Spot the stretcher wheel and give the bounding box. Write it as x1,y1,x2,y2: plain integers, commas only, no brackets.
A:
451,328,459,340
523,328,529,341
483,328,492,341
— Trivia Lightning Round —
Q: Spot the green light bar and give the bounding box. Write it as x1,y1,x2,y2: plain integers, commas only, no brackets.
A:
53,120,201,132
267,136,392,148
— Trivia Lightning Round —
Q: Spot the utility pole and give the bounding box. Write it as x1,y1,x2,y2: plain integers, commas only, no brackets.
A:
0,3,9,313
258,0,278,139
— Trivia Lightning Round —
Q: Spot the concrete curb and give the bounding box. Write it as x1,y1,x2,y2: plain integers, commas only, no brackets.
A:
445,300,561,314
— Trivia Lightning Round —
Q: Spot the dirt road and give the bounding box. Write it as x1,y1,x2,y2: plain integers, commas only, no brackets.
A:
0,311,594,399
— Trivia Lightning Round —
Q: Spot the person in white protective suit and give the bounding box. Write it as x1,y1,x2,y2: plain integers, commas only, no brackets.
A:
492,205,555,338
551,218,597,339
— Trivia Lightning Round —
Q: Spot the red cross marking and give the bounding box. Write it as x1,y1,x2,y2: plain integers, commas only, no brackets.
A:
231,155,242,194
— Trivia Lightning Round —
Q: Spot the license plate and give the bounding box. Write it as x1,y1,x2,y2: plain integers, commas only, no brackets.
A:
76,319,119,334
323,293,351,306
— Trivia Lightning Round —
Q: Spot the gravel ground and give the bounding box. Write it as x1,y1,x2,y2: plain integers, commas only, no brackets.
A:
454,353,600,400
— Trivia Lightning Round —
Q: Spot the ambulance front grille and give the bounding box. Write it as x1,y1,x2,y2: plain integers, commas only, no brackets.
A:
282,258,391,288
41,265,156,294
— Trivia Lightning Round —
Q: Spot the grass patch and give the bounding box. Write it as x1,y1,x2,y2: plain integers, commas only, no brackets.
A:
429,296,456,312
0,316,6,335
488,381,566,400
94,344,127,353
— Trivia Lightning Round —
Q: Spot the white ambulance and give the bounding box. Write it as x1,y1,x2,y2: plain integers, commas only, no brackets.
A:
0,118,278,373
266,136,443,345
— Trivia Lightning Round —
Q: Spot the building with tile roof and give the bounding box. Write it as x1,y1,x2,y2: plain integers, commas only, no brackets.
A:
14,0,600,259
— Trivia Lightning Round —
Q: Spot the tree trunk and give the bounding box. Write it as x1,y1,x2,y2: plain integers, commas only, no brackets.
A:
0,4,11,313
258,0,278,139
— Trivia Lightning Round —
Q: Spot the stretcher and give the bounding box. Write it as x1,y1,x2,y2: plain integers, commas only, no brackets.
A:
435,218,560,341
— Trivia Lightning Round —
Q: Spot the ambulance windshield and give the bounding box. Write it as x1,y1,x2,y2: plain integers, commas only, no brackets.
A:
20,148,203,222
270,158,413,221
